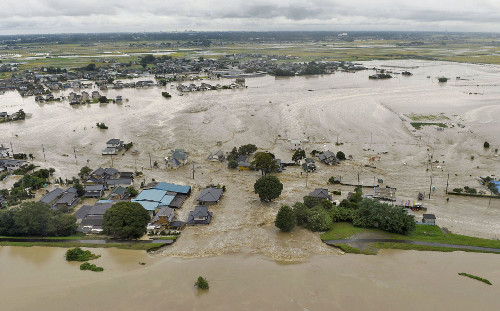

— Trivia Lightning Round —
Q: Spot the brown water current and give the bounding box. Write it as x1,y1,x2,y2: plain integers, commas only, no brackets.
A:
1,246,499,311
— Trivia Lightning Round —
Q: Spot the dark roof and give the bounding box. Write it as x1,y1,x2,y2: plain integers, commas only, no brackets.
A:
66,187,78,194
79,215,104,227
39,188,64,204
107,138,121,145
85,185,104,192
104,167,118,176
151,206,174,223
107,178,132,185
75,205,93,220
89,203,113,215
309,188,331,200
187,206,213,224
169,194,187,208
169,221,185,229
236,155,248,163
110,186,127,196
55,192,78,205
119,172,134,178
197,188,223,202
423,214,436,219
92,167,106,176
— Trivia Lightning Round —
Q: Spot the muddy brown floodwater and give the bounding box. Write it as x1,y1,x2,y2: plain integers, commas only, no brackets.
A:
1,246,499,311
1,60,500,309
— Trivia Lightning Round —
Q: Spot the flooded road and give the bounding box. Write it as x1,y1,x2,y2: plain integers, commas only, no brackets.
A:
0,246,499,311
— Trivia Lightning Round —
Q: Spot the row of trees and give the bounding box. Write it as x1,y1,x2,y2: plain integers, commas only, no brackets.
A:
275,187,415,235
0,202,77,236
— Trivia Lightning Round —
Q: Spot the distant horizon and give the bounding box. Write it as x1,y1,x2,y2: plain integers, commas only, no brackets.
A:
2,0,500,36
1,29,499,38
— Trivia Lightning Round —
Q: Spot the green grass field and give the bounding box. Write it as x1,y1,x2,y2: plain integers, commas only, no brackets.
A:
321,222,500,254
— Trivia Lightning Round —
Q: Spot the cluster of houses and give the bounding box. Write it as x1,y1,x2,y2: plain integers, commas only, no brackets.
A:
0,109,25,122
176,80,245,92
82,167,133,197
39,187,79,210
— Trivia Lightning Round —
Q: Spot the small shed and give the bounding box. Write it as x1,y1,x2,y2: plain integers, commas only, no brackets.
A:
422,214,436,225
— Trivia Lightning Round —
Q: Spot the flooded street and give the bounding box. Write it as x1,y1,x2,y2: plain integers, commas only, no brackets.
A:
1,246,499,310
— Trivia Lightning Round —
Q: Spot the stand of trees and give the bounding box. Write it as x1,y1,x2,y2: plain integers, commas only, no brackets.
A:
254,175,283,202
0,202,76,236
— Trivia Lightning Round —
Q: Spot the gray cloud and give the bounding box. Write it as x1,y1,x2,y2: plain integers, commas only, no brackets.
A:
0,0,499,34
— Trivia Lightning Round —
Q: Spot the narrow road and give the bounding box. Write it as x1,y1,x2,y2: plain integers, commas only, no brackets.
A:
324,239,500,253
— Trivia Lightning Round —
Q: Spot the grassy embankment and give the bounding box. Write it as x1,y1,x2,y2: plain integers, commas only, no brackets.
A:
320,222,500,255
0,234,168,251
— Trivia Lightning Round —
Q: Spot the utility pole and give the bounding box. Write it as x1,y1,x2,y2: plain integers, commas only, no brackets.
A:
358,172,360,186
445,173,450,194
429,175,433,199
149,153,152,168
10,142,13,155
42,144,46,162
73,147,77,164
192,162,195,179
305,170,309,188
370,132,373,149
110,154,113,167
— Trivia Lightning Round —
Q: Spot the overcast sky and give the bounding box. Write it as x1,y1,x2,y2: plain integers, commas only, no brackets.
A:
2,0,500,35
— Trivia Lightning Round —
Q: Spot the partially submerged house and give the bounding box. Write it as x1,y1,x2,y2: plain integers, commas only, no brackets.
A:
102,138,124,155
208,150,225,162
318,151,339,165
197,187,223,205
165,149,189,169
108,186,129,201
308,188,332,201
0,146,10,158
39,187,79,210
422,214,436,225
302,158,317,172
0,159,25,172
187,206,213,225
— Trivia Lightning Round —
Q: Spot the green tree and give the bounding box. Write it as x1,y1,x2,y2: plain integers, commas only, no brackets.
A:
353,199,415,235
227,159,238,169
102,202,150,239
238,144,257,156
292,202,309,226
275,205,296,232
127,186,138,197
292,149,306,163
79,166,92,179
254,175,283,202
251,152,278,175
336,151,346,161
305,207,332,232
484,141,490,149
98,96,108,103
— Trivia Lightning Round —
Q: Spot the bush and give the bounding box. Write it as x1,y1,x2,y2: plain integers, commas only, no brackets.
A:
161,92,172,98
195,276,209,290
330,206,355,222
275,205,296,232
452,188,463,193
484,141,490,149
336,151,346,161
80,262,104,272
96,122,108,129
332,190,341,195
66,247,100,261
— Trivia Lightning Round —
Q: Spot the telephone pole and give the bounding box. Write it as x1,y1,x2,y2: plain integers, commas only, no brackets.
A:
73,147,77,164
192,162,195,179
42,144,46,162
149,153,152,168
10,142,13,154
445,173,450,194
429,175,433,199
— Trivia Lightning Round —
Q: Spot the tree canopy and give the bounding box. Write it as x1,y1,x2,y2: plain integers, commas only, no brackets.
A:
292,149,306,163
0,202,76,237
254,175,283,202
275,205,296,232
353,199,415,235
251,152,278,175
102,202,150,239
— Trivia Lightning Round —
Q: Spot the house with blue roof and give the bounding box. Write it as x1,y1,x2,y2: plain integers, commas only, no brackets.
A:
132,188,175,214
154,182,191,194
